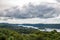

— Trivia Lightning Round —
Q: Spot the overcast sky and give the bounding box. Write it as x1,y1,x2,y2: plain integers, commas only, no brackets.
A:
0,0,60,24
0,0,57,10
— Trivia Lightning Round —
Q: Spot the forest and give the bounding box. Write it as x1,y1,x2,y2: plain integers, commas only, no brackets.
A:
0,23,60,40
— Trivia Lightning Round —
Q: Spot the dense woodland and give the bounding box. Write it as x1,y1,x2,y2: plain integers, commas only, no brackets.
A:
0,23,60,40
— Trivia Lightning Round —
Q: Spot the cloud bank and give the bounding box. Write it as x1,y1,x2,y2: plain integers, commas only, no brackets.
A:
0,2,60,19
0,0,57,10
56,0,60,2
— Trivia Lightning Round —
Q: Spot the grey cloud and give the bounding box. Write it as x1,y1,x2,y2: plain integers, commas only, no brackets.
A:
0,0,17,10
0,2,60,19
56,0,60,2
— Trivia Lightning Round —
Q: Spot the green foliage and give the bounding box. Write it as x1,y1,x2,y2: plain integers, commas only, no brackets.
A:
0,28,60,40
0,28,23,40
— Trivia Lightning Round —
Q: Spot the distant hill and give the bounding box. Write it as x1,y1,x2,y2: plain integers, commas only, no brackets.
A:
0,23,60,29
21,24,60,29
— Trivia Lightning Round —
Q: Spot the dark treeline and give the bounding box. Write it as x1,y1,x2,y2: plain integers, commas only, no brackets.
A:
21,24,60,29
0,23,60,29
